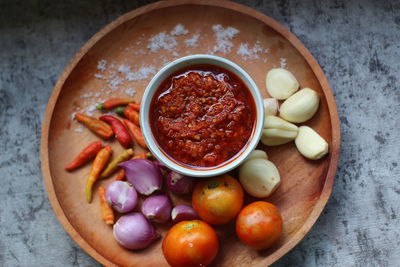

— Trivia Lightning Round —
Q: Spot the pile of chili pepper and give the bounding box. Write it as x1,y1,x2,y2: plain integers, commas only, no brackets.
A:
65,98,151,225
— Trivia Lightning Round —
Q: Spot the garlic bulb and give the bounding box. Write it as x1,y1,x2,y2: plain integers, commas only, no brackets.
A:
266,68,299,100
295,126,329,160
239,158,281,198
262,116,298,146
263,98,279,117
245,150,268,162
279,88,320,123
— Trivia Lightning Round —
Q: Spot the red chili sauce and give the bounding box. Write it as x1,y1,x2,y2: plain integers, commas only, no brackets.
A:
150,65,256,168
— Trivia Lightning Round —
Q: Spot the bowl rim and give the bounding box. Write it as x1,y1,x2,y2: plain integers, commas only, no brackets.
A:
140,54,264,177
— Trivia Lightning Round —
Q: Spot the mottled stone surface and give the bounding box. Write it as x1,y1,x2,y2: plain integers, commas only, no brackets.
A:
0,0,399,266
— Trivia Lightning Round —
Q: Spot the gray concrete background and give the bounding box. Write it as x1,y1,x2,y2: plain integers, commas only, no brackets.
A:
1,0,399,266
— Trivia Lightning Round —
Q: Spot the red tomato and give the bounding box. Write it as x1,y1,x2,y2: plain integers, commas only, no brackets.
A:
192,174,244,225
162,220,219,267
236,201,283,250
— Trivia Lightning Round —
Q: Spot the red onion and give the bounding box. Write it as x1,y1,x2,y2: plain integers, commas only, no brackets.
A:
166,171,195,194
113,212,159,250
119,159,162,195
141,194,172,223
105,181,137,213
171,204,199,223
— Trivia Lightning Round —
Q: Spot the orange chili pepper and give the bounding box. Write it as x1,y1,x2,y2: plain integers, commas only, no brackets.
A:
128,102,140,112
124,106,140,125
96,98,135,110
123,119,147,149
75,113,113,139
85,146,112,203
65,141,103,171
98,186,114,225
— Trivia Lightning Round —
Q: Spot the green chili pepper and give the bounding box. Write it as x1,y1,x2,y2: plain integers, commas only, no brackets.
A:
100,148,134,178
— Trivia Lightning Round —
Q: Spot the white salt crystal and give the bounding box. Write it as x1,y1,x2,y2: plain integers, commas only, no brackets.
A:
97,60,107,71
80,92,93,99
94,73,106,79
74,126,84,133
109,76,123,90
212,24,239,54
118,65,131,74
87,104,97,113
147,32,177,52
172,51,180,57
95,92,101,97
171,24,189,36
126,66,156,81
125,88,136,97
280,58,287,68
237,43,263,60
184,34,200,47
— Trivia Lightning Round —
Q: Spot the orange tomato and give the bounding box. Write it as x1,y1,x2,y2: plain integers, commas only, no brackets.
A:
236,201,283,250
162,220,219,267
192,174,244,225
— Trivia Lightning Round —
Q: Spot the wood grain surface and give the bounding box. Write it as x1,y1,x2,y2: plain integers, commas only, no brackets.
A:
40,1,340,266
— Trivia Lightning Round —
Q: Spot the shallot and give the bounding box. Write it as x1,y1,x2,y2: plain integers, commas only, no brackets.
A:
105,181,137,213
141,194,172,223
119,159,162,195
113,212,159,250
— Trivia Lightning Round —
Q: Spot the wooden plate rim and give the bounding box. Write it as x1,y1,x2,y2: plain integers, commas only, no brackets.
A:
40,0,341,266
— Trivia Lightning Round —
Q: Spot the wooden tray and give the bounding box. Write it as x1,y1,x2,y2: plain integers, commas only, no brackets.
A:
40,1,340,266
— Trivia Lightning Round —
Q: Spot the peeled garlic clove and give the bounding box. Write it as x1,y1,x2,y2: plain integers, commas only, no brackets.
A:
245,150,268,162
263,98,279,117
295,126,328,160
239,158,281,198
262,115,298,146
266,68,299,100
279,88,320,123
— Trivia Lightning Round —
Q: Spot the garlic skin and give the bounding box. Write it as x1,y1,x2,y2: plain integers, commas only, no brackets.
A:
263,98,279,117
262,115,298,146
266,68,299,100
245,150,268,162
295,126,329,160
279,88,320,123
239,158,281,198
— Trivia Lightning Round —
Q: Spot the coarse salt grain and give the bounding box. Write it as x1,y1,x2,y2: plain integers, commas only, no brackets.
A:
147,32,177,52
80,92,93,99
280,58,287,68
95,92,101,97
97,60,107,71
118,65,131,74
236,43,263,60
74,126,84,133
125,88,136,97
172,51,180,57
94,73,106,79
170,24,189,36
108,76,123,90
126,66,156,81
184,34,200,47
212,25,239,54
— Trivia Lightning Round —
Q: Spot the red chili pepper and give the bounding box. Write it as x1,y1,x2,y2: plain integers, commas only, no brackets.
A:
100,115,133,148
75,113,114,139
65,141,103,171
123,119,147,149
128,102,140,112
115,169,125,181
96,98,135,110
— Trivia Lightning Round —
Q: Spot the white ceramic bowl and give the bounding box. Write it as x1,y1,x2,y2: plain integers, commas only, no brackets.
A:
140,55,264,177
